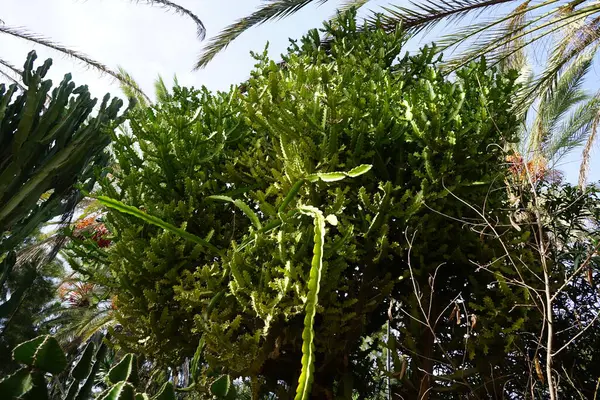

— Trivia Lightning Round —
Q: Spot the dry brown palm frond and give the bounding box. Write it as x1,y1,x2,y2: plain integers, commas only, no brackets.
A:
578,109,600,188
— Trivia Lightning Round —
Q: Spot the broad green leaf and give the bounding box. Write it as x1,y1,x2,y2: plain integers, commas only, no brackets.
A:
107,354,138,385
207,195,262,229
306,164,373,183
325,214,338,226
12,335,67,375
0,368,32,397
152,382,175,400
315,172,347,182
210,375,231,397
96,196,222,256
98,381,136,400
346,164,372,177
295,206,326,400
19,371,48,400
135,394,150,400
71,341,96,380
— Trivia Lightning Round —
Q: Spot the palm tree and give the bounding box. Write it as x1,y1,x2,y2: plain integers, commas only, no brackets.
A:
0,0,206,97
198,0,600,185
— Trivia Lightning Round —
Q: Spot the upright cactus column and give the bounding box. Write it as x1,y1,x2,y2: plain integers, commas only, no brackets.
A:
0,50,129,255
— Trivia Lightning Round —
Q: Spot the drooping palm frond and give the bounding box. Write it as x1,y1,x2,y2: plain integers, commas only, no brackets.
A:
0,24,150,99
378,0,518,34
154,75,170,103
530,48,595,156
547,95,600,163
128,0,206,40
499,1,531,71
0,58,25,90
578,109,600,188
196,0,330,68
117,67,150,106
43,304,114,345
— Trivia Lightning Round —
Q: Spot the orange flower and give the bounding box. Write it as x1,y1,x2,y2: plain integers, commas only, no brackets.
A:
506,152,547,183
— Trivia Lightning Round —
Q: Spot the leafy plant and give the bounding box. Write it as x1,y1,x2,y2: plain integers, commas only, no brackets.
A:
99,10,528,398
0,50,129,256
0,334,178,400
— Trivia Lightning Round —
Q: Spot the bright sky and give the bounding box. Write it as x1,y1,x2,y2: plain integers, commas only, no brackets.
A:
1,0,598,182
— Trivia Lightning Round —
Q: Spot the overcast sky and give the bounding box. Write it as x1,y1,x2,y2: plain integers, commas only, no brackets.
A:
1,0,598,183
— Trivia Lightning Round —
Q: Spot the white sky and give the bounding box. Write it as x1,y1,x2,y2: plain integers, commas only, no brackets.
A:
1,0,598,182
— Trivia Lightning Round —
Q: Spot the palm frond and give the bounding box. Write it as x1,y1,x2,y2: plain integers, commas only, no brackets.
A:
128,0,206,40
578,107,600,188
335,0,371,15
441,2,595,75
376,0,518,35
0,24,149,99
154,75,169,103
499,1,532,71
530,48,595,155
546,96,600,162
0,60,26,91
196,0,329,68
522,10,600,107
117,67,150,106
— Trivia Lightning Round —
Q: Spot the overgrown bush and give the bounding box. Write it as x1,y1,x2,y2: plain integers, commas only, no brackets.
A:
100,12,531,398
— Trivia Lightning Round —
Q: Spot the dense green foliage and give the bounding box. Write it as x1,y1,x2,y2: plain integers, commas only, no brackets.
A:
3,7,600,399
0,333,183,400
96,13,539,398
0,51,127,254
0,51,128,375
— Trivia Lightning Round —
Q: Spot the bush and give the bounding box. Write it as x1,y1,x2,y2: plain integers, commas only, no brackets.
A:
101,12,525,398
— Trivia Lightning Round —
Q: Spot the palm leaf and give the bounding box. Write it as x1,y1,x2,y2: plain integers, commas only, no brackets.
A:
578,108,600,188
546,96,600,162
196,0,329,68
117,67,150,106
0,24,149,99
374,0,519,35
530,48,595,155
127,0,206,40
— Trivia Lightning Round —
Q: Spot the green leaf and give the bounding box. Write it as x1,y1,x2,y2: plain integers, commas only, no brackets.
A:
107,354,139,385
210,375,231,397
325,214,338,226
152,382,175,400
98,381,136,400
19,371,48,400
0,368,32,398
295,205,326,400
96,196,222,256
190,337,205,382
12,335,67,374
314,172,347,182
207,195,262,229
71,341,96,380
346,164,372,177
306,164,373,183
135,394,150,400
